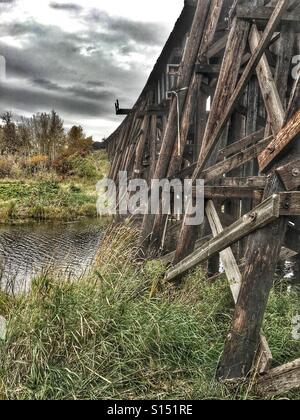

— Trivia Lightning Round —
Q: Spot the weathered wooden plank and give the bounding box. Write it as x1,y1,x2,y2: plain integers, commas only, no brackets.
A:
248,25,285,134
200,186,263,200
205,33,228,59
236,5,300,25
205,200,272,373
280,192,300,216
213,176,267,189
218,128,265,160
178,136,273,181
205,200,241,301
166,194,282,282
258,109,300,172
255,359,300,397
133,114,150,176
195,63,244,75
276,159,300,191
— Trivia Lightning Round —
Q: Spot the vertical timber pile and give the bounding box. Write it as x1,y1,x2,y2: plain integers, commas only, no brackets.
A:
150,0,226,249
140,0,212,247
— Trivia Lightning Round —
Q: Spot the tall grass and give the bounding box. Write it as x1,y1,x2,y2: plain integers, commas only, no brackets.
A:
0,224,299,400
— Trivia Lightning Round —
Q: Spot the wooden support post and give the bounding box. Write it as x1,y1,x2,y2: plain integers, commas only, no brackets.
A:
217,56,299,381
249,25,285,134
140,0,212,246
148,0,225,249
205,200,272,372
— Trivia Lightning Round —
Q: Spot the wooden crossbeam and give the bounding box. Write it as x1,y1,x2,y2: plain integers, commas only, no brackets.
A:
217,128,265,160
276,159,300,191
205,33,228,59
280,192,300,216
236,5,300,25
166,194,282,282
258,109,300,172
199,186,263,200
213,177,267,189
178,136,273,181
166,192,300,282
195,63,244,75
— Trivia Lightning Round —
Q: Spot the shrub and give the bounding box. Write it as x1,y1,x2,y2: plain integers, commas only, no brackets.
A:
25,155,49,173
0,157,13,178
69,156,97,179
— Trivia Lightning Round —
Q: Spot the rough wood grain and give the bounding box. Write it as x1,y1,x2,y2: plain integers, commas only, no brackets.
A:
258,109,300,172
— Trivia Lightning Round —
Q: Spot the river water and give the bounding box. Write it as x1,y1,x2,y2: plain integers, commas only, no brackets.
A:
0,219,106,294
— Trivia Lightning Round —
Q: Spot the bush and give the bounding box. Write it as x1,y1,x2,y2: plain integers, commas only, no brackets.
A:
0,157,13,178
24,155,49,173
69,156,97,179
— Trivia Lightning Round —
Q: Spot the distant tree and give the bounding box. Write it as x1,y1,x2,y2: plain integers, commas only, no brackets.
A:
17,117,32,154
67,125,93,153
27,111,66,161
0,112,19,154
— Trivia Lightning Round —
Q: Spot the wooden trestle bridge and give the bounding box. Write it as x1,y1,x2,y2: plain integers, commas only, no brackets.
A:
104,0,300,395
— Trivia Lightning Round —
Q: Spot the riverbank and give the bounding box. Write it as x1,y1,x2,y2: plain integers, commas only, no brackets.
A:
0,224,299,400
0,151,108,224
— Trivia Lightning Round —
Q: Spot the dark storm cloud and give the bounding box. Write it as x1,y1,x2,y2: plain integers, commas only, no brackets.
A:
0,3,168,138
31,78,113,102
49,2,83,12
86,10,167,46
0,80,112,118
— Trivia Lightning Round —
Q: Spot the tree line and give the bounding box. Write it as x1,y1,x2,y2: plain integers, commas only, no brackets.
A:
0,110,93,161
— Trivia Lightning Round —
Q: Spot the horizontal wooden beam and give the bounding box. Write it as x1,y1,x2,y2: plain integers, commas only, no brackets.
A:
276,158,300,191
213,176,267,189
258,110,300,172
165,194,282,282
255,359,300,397
196,63,243,75
199,186,263,200
236,5,300,25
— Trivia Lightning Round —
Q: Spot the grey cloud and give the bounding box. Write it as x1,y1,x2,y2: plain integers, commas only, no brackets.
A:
0,80,112,118
31,78,113,102
0,4,169,138
85,10,167,46
49,2,82,12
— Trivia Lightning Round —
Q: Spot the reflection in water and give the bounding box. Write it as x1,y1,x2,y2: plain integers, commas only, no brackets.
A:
0,220,106,293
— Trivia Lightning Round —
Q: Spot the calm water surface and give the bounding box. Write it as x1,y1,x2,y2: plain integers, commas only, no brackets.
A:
0,219,106,293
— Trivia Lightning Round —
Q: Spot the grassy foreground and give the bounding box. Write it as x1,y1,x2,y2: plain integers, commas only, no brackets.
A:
0,151,108,223
0,224,299,400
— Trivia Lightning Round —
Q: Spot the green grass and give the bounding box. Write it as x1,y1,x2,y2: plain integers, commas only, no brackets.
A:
0,151,108,223
0,225,299,400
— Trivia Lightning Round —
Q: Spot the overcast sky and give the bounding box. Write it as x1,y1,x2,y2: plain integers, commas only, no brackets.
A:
0,0,183,141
